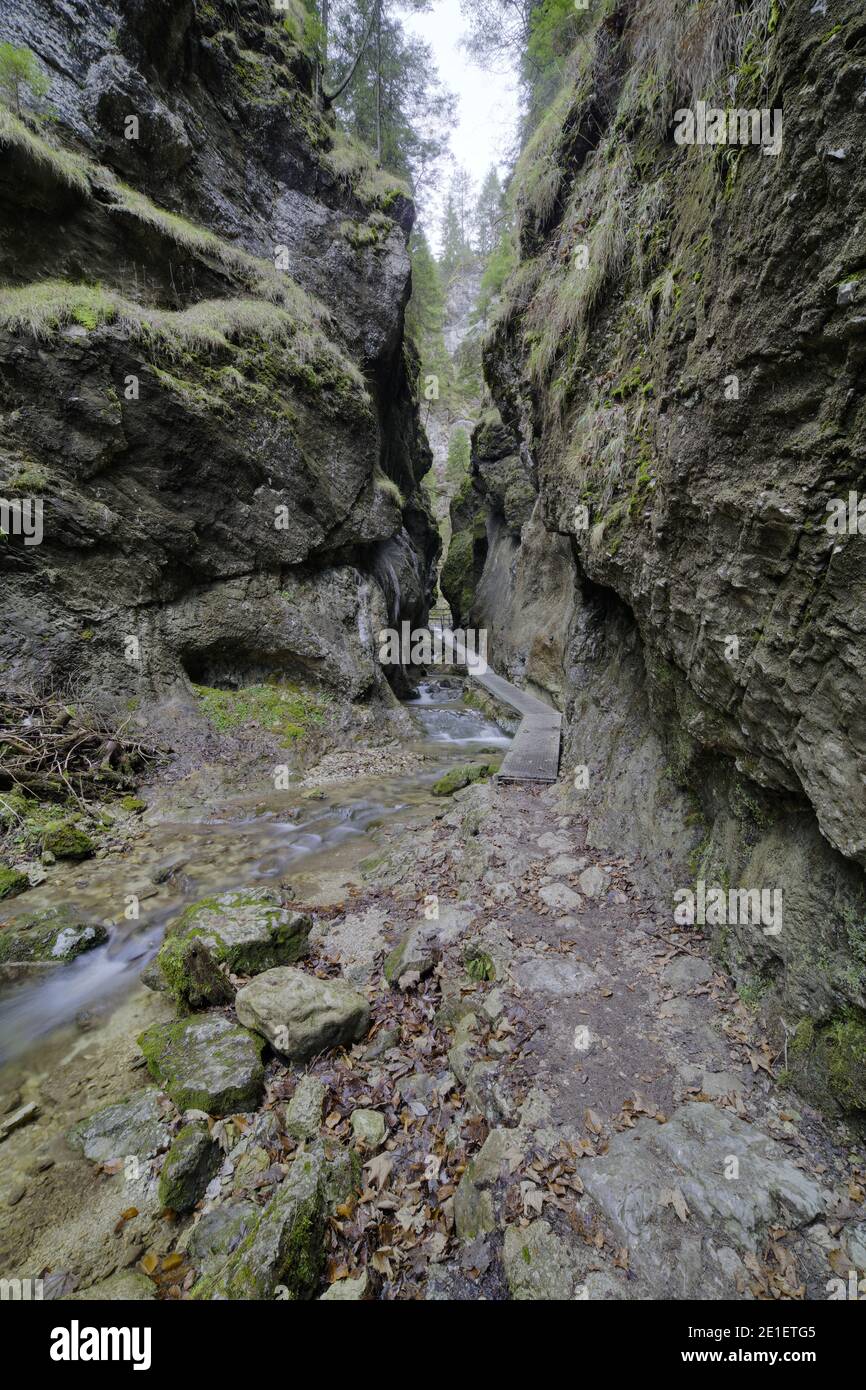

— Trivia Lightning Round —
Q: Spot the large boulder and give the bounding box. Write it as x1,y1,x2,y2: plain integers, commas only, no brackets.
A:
235,966,370,1062
137,1014,265,1116
159,890,312,980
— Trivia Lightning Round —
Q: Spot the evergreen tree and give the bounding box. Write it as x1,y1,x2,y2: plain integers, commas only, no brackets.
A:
475,166,504,256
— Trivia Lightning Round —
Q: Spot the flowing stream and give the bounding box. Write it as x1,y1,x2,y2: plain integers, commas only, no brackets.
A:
0,680,509,1068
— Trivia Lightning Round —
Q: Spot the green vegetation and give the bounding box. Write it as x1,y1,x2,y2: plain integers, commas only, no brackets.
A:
42,820,95,860
0,106,90,193
192,682,329,745
0,864,28,900
0,42,50,118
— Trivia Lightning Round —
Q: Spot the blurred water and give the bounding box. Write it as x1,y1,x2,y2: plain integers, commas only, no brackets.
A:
0,685,508,1063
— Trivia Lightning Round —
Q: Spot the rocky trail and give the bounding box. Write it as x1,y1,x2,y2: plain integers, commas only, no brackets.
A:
2,701,864,1301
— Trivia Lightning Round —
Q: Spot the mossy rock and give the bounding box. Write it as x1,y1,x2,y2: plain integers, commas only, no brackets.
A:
0,865,29,900
42,821,95,860
120,796,147,814
0,907,108,964
158,1122,221,1212
789,1011,866,1120
190,1146,328,1300
137,1014,265,1116
162,889,311,978
156,935,236,1012
68,1089,172,1165
432,762,498,796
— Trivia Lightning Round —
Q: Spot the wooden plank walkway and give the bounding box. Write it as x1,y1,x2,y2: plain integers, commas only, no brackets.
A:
432,626,562,784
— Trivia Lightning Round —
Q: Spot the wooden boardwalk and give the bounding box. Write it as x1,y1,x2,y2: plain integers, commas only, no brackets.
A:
433,627,562,785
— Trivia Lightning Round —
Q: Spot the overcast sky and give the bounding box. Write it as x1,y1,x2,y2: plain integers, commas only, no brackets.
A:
401,0,520,251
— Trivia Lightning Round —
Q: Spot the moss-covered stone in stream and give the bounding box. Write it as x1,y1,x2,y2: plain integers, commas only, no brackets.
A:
0,865,28,900
156,935,236,1012
432,762,499,796
159,889,311,986
137,1014,265,1116
42,820,95,860
0,907,108,963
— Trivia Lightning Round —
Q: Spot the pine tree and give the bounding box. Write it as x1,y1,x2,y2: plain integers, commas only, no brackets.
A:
475,166,504,256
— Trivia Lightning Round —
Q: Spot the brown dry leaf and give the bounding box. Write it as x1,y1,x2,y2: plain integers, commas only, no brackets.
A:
364,1154,394,1190
662,1187,690,1222
827,1247,851,1277
584,1108,604,1135
140,1252,158,1276
162,1252,183,1272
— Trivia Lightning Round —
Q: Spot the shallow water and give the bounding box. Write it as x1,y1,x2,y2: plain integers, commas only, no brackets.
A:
0,682,508,1065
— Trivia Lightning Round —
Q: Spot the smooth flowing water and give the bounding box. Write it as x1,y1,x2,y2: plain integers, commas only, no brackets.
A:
0,681,509,1066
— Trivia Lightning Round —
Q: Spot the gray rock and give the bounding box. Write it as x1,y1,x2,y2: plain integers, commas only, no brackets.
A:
581,1103,829,1297
158,1122,220,1212
163,890,311,977
192,1149,329,1300
69,1089,171,1165
138,1015,265,1116
539,882,582,911
350,1108,386,1148
578,866,607,898
285,1075,326,1140
663,956,714,989
0,908,108,965
66,1271,156,1301
454,1127,526,1240
184,1200,258,1277
235,966,370,1062
320,1270,368,1300
504,1220,583,1300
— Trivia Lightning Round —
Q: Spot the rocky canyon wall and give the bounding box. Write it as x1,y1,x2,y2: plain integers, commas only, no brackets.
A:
446,0,866,1122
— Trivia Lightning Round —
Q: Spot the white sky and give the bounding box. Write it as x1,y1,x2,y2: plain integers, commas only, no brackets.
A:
400,0,520,252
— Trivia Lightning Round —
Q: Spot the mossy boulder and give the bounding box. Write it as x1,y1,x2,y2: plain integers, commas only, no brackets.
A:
158,1121,221,1212
42,820,95,860
0,865,29,900
432,762,498,796
0,908,108,964
68,1088,172,1165
191,1147,329,1300
155,935,236,1012
137,1014,265,1116
120,796,147,814
161,889,311,979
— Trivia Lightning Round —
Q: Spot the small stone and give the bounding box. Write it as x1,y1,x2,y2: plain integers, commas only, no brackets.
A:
320,1271,368,1300
662,956,713,989
42,821,94,860
285,1075,325,1140
578,866,606,897
504,1220,582,1300
539,882,582,911
350,1108,386,1148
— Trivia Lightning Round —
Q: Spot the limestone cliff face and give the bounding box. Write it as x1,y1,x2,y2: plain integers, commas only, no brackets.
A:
0,0,438,703
448,0,866,1118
